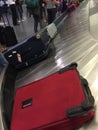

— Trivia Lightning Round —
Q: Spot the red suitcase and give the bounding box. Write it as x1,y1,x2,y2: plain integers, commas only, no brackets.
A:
11,63,95,130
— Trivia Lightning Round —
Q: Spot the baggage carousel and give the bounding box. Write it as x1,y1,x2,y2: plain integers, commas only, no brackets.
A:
0,0,98,129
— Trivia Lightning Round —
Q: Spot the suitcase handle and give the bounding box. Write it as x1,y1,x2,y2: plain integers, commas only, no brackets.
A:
58,62,78,74
81,77,95,110
67,77,95,118
67,106,88,118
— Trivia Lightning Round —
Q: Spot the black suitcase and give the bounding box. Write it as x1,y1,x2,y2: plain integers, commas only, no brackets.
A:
0,26,7,45
4,29,51,69
3,26,18,47
0,10,18,47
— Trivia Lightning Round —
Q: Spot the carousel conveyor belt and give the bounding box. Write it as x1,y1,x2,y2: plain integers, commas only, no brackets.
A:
1,1,98,130
13,1,98,130
15,0,98,92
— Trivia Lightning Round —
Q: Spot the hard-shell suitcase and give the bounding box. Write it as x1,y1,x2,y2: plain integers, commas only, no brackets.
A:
11,63,95,130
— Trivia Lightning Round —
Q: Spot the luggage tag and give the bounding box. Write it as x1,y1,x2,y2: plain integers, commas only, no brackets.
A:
46,23,57,39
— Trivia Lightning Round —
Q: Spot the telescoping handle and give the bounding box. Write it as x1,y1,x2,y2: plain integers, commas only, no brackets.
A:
1,5,10,27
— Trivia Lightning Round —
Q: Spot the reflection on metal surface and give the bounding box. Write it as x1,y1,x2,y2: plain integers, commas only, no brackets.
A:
56,58,67,68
